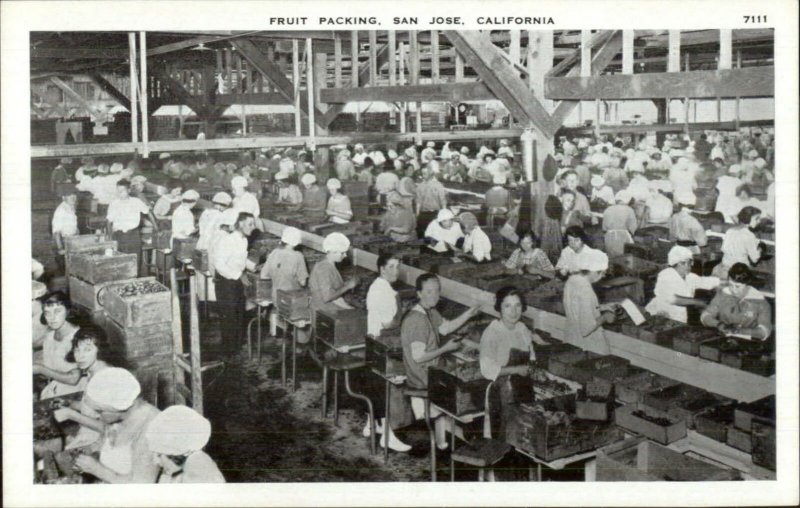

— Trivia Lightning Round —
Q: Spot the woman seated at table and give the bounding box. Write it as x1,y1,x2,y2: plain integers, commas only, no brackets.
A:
563,249,615,355
274,172,303,210
401,274,480,450
559,189,584,233
423,208,464,254
700,263,772,341
645,246,721,323
504,231,555,278
146,405,225,483
712,206,763,280
480,287,549,439
459,212,492,263
325,178,353,224
555,226,600,277
33,291,83,400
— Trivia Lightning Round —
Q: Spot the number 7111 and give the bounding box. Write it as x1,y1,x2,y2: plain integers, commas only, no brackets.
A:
743,15,767,23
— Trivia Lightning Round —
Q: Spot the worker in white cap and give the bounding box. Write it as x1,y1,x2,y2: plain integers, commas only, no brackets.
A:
231,175,260,226
51,186,79,270
668,201,708,254
590,175,614,207
274,171,303,210
602,190,638,257
669,156,698,207
299,172,326,220
645,246,720,323
743,157,773,188
73,367,161,483
415,166,447,237
351,143,367,166
146,406,225,484
325,178,353,224
374,161,400,202
420,141,437,163
170,189,200,247
107,179,159,275
261,226,308,304
497,139,514,158
193,192,233,302
714,164,743,221
335,149,356,181
563,248,614,355
484,173,512,227
210,209,257,357
459,212,492,262
308,233,356,347
369,149,386,168
424,208,464,253
644,180,674,225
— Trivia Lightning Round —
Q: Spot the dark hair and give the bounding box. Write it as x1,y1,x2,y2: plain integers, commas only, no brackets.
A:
518,231,541,247
736,184,752,197
236,212,255,228
561,170,577,180
377,252,398,271
483,153,494,162
728,263,752,284
64,324,116,365
415,273,440,292
363,157,375,168
40,291,72,325
737,206,761,225
544,194,564,221
116,179,131,189
564,225,588,243
713,157,724,165
494,286,527,313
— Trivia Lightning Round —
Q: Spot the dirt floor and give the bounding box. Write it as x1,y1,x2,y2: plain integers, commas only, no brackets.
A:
198,314,584,483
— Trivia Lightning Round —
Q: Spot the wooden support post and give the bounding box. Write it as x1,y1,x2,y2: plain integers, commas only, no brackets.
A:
684,97,690,136
527,30,554,112
236,52,244,93
717,97,722,122
170,268,185,406
735,96,741,130
455,51,464,82
215,49,223,76
668,30,681,73
416,102,422,144
431,30,440,82
369,30,378,86
622,30,634,75
580,30,592,77
293,40,302,136
388,31,397,127
246,60,253,94
399,42,407,133
719,29,733,70
306,38,316,140
129,33,138,144
409,31,419,85
334,33,343,88
139,31,149,156
509,30,521,68
595,98,601,138
684,53,690,72
351,31,359,127
737,49,742,69
314,51,329,118
225,48,233,92
188,272,203,413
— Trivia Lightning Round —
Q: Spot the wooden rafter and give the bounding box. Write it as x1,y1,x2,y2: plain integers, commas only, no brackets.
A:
89,73,131,111
149,65,207,116
31,47,128,59
443,30,558,136
319,43,393,127
230,38,328,129
48,77,103,121
320,81,494,104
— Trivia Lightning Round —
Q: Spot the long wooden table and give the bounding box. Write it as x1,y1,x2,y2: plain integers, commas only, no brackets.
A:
260,218,775,404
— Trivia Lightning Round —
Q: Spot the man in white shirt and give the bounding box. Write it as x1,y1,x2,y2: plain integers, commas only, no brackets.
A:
171,190,199,245
231,176,260,227
106,179,159,274
211,211,257,357
52,189,80,272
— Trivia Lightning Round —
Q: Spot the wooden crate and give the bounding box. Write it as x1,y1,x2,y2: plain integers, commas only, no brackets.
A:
65,239,117,278
751,417,776,471
641,383,707,413
128,353,175,409
547,349,599,380
622,315,684,346
152,229,172,250
506,393,622,461
243,272,273,302
734,395,775,431
576,389,615,422
276,288,311,321
695,404,737,443
104,318,173,359
101,278,171,328
557,355,630,388
64,233,111,254
615,371,680,405
428,362,490,416
173,237,198,261
34,392,83,441
614,403,687,445
314,308,368,349
69,250,138,284
526,279,565,315
596,438,740,481
726,426,752,453
662,326,721,356
365,333,405,378
666,392,730,429
191,249,210,272
69,275,146,313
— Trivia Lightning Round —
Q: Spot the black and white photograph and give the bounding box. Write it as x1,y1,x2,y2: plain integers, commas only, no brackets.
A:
3,1,798,506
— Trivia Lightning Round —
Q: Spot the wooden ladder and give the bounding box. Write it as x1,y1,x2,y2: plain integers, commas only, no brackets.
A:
170,267,224,416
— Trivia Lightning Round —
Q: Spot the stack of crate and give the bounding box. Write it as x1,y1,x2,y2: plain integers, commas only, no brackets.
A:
66,236,137,326
101,277,175,408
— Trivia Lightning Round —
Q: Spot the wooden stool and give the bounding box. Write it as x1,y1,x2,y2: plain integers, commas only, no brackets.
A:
319,352,376,455
451,438,511,481
246,299,274,362
403,387,436,481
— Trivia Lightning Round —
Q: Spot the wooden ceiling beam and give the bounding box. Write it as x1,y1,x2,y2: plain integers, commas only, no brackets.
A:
443,30,557,136
89,73,131,111
48,77,104,121
149,65,207,117
321,81,494,103
545,66,774,100
31,47,128,59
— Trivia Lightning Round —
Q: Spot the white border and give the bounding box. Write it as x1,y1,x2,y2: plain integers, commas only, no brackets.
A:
3,1,798,506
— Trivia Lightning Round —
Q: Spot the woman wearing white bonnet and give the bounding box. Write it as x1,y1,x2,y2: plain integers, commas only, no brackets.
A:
423,208,464,253
261,226,309,304
300,172,327,219
146,405,225,483
325,178,353,224
73,367,161,483
307,233,357,347
645,245,720,323
562,248,615,355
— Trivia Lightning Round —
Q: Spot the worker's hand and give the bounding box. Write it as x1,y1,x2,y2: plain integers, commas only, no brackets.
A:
53,407,73,423
241,276,252,287
57,249,66,256
511,365,530,376
601,311,617,324
442,339,462,353
74,454,100,475
344,278,358,291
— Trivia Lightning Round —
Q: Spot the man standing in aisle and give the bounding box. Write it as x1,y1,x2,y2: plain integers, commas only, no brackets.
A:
106,179,159,275
415,167,447,239
212,212,257,358
51,188,79,273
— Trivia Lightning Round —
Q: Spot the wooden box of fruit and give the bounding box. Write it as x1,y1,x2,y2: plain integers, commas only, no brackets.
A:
101,277,171,328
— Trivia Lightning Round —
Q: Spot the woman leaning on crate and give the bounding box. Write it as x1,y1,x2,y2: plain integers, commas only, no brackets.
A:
562,249,617,355
479,286,549,439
